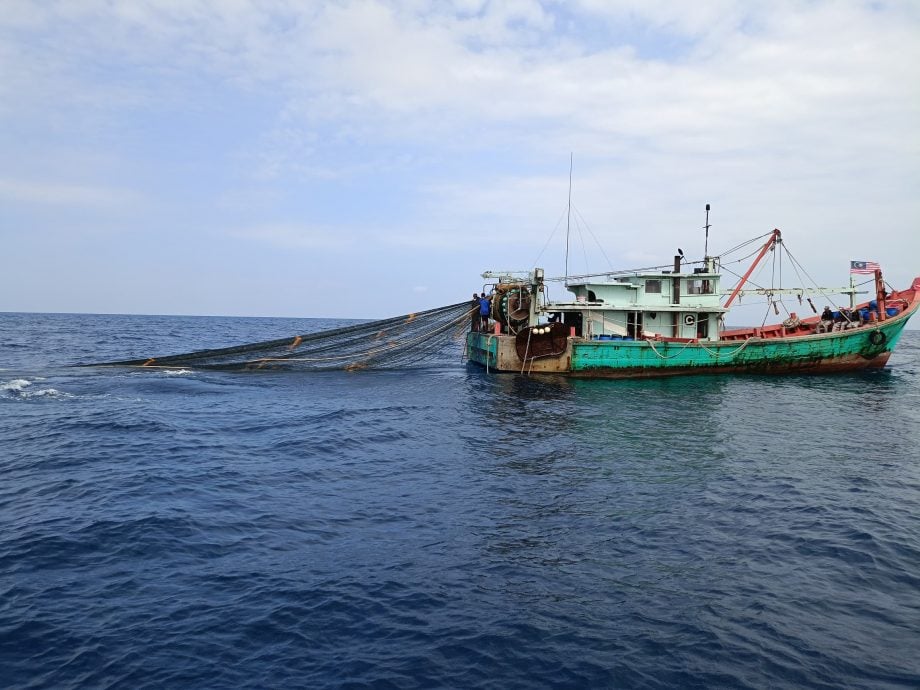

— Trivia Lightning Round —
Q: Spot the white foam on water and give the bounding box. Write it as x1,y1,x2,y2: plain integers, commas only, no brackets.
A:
1,378,33,392
21,388,74,399
2,378,74,400
162,369,194,376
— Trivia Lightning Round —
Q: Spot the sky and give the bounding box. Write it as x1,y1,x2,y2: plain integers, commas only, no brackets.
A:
1,0,919,320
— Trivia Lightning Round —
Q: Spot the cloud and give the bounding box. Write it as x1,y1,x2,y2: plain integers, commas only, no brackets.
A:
197,0,919,206
6,2,917,160
0,178,141,207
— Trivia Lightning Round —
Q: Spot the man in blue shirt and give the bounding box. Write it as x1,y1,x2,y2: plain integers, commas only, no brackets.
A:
479,293,491,331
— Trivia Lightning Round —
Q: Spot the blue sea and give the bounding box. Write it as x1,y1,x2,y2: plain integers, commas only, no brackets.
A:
2,312,919,689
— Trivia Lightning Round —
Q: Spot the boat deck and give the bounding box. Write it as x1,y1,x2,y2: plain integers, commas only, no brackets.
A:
718,287,917,342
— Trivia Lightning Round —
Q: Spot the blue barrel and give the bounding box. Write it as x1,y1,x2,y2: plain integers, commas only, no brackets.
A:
886,307,898,316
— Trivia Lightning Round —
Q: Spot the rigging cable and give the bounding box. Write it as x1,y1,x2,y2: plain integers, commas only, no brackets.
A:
572,204,617,273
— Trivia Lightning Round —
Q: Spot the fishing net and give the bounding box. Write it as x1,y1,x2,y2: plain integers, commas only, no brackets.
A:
92,301,476,371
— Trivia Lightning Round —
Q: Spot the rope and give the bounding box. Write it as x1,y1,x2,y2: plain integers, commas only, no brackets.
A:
697,337,756,358
644,338,697,360
644,335,757,361
520,328,533,374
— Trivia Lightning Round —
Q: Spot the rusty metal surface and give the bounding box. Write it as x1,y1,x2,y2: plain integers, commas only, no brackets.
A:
515,323,569,361
568,351,892,379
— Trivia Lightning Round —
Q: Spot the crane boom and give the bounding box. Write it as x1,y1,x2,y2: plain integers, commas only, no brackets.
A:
723,229,781,309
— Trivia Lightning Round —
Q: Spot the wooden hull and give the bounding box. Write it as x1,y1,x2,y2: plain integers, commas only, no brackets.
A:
467,300,915,379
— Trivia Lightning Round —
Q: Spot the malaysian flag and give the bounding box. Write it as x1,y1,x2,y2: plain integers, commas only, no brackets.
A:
850,260,880,274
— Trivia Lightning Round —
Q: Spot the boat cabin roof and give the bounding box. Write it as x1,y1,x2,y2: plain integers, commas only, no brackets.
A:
551,269,725,313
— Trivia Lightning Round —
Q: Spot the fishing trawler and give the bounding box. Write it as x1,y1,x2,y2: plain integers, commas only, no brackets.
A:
466,227,919,378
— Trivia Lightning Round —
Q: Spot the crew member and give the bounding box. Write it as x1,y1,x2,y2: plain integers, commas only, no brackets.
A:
478,292,491,331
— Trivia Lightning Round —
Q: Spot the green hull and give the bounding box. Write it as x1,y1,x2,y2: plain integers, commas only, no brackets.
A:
467,307,914,378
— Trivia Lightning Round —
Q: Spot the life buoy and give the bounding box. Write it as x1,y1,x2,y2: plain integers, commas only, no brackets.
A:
869,330,886,346
684,314,696,326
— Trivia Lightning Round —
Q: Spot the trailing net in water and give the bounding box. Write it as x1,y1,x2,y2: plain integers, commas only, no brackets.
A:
95,301,476,371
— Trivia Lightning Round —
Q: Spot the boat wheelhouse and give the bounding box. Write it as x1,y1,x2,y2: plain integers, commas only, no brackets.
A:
553,257,725,342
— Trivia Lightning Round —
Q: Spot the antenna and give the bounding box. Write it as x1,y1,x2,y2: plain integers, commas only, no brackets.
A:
704,203,711,258
565,153,573,285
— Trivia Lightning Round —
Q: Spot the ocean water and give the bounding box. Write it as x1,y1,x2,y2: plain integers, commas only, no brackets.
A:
2,312,919,689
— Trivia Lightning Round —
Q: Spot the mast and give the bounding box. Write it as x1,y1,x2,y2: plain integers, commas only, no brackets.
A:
704,203,711,259
565,153,573,286
723,229,782,309
875,268,887,321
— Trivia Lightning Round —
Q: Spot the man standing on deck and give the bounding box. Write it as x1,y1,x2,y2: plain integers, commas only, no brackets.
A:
479,293,491,332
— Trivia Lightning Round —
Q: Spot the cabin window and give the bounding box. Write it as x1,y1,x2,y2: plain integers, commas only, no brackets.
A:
645,280,661,294
687,279,713,295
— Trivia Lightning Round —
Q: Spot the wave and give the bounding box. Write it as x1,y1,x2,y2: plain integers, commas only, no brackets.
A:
1,378,32,392
1,377,73,400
